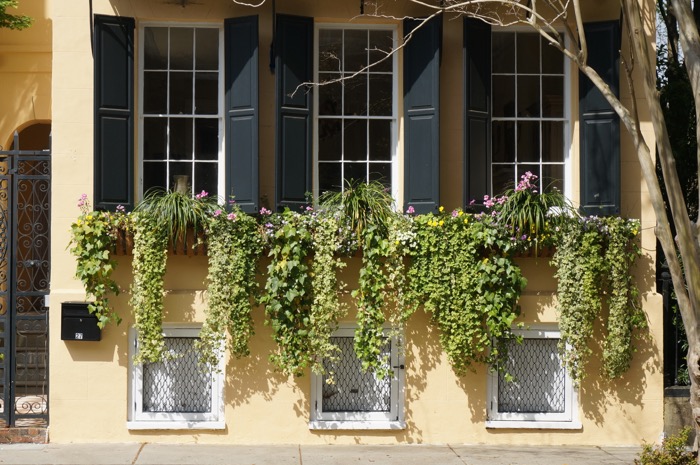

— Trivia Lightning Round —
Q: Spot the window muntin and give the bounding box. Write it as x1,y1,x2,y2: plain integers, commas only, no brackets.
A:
128,326,224,429
491,31,567,195
140,25,223,198
310,326,404,428
314,26,397,199
487,328,579,428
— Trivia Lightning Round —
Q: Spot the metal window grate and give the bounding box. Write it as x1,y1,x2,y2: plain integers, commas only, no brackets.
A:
142,337,212,413
321,336,391,413
498,338,565,413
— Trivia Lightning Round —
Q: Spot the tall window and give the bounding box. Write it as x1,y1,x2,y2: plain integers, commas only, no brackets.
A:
140,25,222,197
315,26,397,197
487,327,580,429
491,31,567,195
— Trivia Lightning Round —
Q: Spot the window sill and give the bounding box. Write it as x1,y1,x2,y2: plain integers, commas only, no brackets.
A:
309,420,406,431
127,420,225,430
485,420,582,430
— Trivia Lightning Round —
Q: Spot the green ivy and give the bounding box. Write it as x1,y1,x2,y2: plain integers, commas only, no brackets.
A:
68,195,125,327
602,217,645,378
261,210,315,376
308,214,347,377
407,210,526,376
552,216,644,384
197,207,263,367
130,213,168,364
353,224,392,378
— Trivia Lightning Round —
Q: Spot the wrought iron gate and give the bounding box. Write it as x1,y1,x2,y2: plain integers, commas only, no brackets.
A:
0,132,51,427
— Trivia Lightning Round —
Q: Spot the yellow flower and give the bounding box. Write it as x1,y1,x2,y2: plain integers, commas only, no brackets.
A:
458,211,464,217
438,220,444,226
439,206,444,212
464,218,469,224
86,215,93,221
482,258,489,264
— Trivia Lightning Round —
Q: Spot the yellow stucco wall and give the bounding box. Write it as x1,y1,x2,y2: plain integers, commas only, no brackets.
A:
0,0,51,148
48,0,663,445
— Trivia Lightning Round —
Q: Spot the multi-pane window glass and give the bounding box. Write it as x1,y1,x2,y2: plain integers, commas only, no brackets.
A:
491,32,566,195
141,26,221,197
316,27,396,195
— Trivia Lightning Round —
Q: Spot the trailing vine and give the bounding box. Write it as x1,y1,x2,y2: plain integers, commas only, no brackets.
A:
130,213,168,364
601,217,645,378
353,224,392,377
407,210,526,376
261,210,315,376
196,207,263,367
551,218,605,383
68,194,125,327
552,216,644,384
308,214,347,376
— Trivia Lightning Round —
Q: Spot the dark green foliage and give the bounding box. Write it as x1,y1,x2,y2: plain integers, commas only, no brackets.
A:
0,0,31,30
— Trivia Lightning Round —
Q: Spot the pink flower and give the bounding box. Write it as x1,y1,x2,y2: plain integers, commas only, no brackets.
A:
305,206,314,212
195,190,208,200
259,207,272,216
469,199,476,205
116,204,126,213
213,209,222,217
406,206,415,215
227,212,237,221
451,210,458,218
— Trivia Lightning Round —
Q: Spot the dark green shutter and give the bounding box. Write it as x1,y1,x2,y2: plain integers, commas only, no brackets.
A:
404,17,441,214
93,15,134,211
580,21,620,215
225,16,259,214
463,18,491,206
275,14,313,211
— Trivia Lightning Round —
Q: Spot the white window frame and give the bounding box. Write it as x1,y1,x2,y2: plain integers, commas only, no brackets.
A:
137,22,225,199
486,326,581,430
312,23,400,204
127,325,225,430
309,325,405,430
490,28,572,199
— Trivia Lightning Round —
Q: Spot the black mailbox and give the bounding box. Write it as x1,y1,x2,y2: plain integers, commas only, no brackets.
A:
61,302,101,341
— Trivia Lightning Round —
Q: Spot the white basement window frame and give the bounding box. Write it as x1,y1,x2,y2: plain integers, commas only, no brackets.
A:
127,325,225,430
309,325,405,430
486,326,581,430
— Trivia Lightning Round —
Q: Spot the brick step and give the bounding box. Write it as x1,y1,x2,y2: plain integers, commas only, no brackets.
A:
0,427,48,444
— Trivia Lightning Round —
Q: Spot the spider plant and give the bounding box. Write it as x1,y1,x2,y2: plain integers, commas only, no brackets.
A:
319,179,395,239
493,172,574,251
134,188,217,246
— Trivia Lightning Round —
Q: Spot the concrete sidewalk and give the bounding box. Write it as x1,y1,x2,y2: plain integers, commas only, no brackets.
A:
0,443,641,464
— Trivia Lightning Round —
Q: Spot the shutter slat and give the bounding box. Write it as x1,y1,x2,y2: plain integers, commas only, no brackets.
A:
404,17,441,214
94,15,134,211
463,18,491,206
275,14,313,211
580,21,621,215
225,16,259,214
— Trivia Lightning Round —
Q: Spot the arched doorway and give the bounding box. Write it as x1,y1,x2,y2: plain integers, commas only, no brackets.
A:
0,122,51,428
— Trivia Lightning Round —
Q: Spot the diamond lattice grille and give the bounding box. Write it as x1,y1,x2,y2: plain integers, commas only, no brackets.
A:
142,337,212,413
321,336,391,413
498,338,565,413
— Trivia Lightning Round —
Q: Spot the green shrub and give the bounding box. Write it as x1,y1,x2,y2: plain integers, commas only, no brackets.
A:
635,428,695,465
